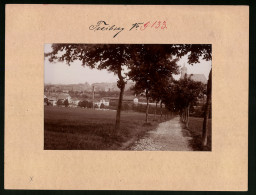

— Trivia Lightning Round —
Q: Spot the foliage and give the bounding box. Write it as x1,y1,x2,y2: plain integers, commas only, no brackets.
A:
44,97,49,105
57,99,63,106
78,100,93,108
128,45,179,95
69,90,88,99
172,75,205,111
64,99,69,107
128,45,180,122
100,103,105,109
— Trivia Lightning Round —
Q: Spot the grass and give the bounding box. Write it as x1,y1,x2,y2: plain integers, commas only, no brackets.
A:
44,106,167,150
186,117,212,151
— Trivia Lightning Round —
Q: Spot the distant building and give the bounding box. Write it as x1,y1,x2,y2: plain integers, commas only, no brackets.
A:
47,97,57,106
133,98,139,104
180,64,207,84
57,93,71,102
44,92,71,106
180,64,208,113
69,97,80,107
95,98,110,107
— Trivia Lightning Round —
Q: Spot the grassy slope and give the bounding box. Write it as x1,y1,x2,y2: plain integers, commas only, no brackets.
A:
187,117,212,151
44,106,166,150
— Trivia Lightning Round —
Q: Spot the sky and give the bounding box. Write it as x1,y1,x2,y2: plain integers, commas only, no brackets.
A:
44,44,212,84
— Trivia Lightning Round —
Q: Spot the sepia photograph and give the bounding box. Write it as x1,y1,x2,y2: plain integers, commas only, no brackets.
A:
44,44,212,151
4,3,251,191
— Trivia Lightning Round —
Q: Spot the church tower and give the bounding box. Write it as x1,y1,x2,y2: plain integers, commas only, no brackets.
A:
181,64,187,78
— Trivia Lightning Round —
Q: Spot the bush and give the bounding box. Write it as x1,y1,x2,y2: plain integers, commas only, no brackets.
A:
64,99,69,107
100,103,105,109
57,99,63,106
78,100,87,108
87,101,93,108
78,100,93,108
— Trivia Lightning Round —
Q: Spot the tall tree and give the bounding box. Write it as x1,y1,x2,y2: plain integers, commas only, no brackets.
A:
45,44,131,132
128,45,179,123
202,69,212,146
172,75,205,128
174,44,212,146
150,77,173,120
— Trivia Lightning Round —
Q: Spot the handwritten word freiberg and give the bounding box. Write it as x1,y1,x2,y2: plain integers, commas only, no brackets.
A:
89,21,167,38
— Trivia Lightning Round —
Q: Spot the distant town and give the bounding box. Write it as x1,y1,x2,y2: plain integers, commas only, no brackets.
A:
44,81,154,110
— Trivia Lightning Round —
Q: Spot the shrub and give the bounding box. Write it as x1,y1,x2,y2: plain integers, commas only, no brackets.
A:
64,99,69,107
100,103,105,109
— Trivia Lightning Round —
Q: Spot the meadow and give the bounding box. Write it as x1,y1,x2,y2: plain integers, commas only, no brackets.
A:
187,117,212,151
44,106,166,150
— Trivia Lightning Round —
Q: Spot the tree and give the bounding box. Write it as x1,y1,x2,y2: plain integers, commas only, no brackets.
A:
150,77,175,120
172,75,205,128
128,45,179,123
64,99,69,107
56,99,63,106
87,101,93,108
202,69,212,146
78,100,88,108
44,97,49,105
100,103,105,109
174,44,212,146
45,44,132,132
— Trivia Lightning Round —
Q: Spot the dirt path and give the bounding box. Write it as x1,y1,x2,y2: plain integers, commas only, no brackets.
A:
128,116,193,151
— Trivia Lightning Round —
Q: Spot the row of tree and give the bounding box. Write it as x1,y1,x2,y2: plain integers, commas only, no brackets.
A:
171,75,206,128
45,44,212,146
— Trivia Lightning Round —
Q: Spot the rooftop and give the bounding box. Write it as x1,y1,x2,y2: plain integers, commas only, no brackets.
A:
188,74,207,84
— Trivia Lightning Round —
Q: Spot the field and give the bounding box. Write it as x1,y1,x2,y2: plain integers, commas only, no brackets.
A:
44,106,167,150
187,117,212,151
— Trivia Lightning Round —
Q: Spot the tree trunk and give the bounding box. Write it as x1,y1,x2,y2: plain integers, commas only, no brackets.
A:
182,109,185,123
160,101,163,119
115,85,125,130
184,108,187,123
184,109,186,123
181,110,183,122
154,102,158,120
145,90,149,123
185,108,188,123
186,105,190,128
114,67,126,131
202,69,212,146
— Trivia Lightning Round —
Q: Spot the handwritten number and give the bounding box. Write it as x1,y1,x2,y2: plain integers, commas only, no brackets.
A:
141,21,150,31
161,21,167,29
151,21,157,28
155,21,161,29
